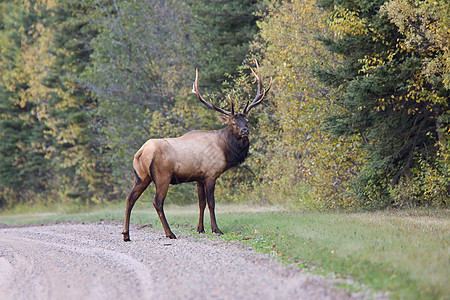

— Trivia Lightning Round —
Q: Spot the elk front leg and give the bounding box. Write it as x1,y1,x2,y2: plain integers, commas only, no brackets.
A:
205,179,223,235
153,180,176,239
197,181,206,233
122,172,151,242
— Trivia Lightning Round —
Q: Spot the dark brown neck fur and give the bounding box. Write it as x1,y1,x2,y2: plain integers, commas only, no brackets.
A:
220,126,250,170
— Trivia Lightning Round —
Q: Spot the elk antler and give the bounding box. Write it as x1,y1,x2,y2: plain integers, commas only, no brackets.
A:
243,59,273,115
228,94,235,115
192,69,233,116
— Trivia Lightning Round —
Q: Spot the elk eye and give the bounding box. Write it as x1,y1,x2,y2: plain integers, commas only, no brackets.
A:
232,121,236,126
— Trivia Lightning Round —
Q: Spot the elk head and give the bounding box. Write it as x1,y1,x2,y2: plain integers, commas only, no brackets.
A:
192,59,273,139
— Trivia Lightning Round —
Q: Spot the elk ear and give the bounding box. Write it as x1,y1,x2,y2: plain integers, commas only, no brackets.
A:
217,115,229,124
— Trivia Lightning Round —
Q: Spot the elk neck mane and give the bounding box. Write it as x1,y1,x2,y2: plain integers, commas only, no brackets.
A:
219,126,249,169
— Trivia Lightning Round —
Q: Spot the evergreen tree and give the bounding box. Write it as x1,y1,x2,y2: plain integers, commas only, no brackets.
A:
43,0,114,204
0,1,53,207
239,0,366,209
316,0,449,207
0,0,111,208
189,0,265,91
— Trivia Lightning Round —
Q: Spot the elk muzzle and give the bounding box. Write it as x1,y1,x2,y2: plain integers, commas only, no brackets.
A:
240,127,249,137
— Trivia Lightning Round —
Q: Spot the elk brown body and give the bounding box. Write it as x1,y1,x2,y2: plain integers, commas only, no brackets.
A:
122,60,272,241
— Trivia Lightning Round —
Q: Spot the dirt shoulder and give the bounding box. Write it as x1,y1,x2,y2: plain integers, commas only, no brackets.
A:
0,222,358,300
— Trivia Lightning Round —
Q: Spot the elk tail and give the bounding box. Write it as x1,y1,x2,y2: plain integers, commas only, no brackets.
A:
133,147,152,183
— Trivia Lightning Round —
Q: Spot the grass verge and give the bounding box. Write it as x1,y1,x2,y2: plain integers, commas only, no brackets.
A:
0,203,448,299
214,210,449,300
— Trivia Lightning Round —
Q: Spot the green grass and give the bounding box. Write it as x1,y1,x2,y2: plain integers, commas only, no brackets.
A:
1,202,448,299
215,210,449,299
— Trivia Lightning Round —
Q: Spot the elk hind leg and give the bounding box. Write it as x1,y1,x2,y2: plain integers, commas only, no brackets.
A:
197,181,206,233
122,170,151,242
153,180,176,239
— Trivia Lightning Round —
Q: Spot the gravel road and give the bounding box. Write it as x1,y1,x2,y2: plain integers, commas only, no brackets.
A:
0,221,358,300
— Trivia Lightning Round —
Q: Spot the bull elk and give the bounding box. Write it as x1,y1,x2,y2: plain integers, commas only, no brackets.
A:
122,60,272,241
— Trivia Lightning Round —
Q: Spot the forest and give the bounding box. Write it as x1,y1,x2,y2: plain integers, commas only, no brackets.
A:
0,0,448,210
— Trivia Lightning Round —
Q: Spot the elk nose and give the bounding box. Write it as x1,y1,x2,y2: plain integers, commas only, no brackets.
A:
240,127,249,136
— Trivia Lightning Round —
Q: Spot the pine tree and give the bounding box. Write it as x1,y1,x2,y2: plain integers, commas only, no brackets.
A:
189,0,265,91
0,0,113,208
0,1,53,207
316,0,449,207
44,0,117,204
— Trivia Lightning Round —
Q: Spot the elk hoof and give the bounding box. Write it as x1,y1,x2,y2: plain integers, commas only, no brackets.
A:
197,226,205,233
212,229,223,235
122,232,131,242
167,233,177,239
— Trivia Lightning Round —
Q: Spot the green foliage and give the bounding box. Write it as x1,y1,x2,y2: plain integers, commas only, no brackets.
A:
1,0,447,210
189,0,265,91
380,0,450,207
0,0,113,208
227,0,367,209
0,0,266,209
315,0,449,207
82,0,200,198
47,0,115,205
0,0,54,206
81,0,269,202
